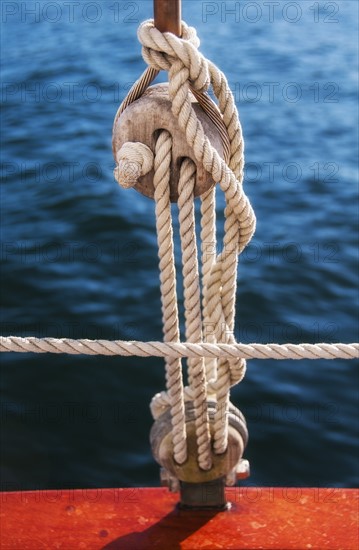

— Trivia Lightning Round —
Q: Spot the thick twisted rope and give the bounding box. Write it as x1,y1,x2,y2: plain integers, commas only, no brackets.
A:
114,131,189,465
152,130,187,465
137,19,256,244
114,19,359,461
136,20,256,453
200,187,217,386
114,132,214,465
114,142,153,188
178,158,212,470
1,337,358,360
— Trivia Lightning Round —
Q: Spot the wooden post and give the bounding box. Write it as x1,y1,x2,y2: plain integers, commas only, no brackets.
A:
154,0,182,36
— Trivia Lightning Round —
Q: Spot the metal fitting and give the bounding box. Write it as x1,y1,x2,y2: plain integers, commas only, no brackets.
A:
160,467,180,493
236,458,250,480
225,458,250,486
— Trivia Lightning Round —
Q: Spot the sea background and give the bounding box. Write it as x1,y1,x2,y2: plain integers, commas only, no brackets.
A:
1,0,358,491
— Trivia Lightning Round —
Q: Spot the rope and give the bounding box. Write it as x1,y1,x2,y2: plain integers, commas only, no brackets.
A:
112,18,358,465
114,142,153,188
137,19,256,249
135,19,257,456
152,130,187,465
178,158,212,470
1,337,358,360
200,187,217,386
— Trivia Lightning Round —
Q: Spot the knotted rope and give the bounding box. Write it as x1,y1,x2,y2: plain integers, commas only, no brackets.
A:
114,142,153,188
113,18,255,468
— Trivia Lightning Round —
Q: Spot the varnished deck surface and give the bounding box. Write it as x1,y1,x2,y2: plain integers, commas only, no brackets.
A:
1,487,358,549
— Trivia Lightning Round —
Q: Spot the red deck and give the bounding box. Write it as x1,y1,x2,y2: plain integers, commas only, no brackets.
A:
1,488,358,549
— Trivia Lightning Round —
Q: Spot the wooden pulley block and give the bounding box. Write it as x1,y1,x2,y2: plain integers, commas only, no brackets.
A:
112,83,224,202
150,401,248,485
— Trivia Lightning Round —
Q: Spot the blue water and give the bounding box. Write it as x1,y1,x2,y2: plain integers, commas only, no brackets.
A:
1,0,358,491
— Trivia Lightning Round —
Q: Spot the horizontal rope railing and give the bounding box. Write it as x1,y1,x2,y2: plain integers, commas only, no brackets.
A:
0,337,358,360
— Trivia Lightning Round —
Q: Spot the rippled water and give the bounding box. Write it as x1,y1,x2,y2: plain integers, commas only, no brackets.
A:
1,0,358,490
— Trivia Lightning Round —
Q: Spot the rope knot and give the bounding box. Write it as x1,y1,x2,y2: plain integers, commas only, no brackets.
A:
138,19,210,93
113,17,257,466
114,142,154,189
